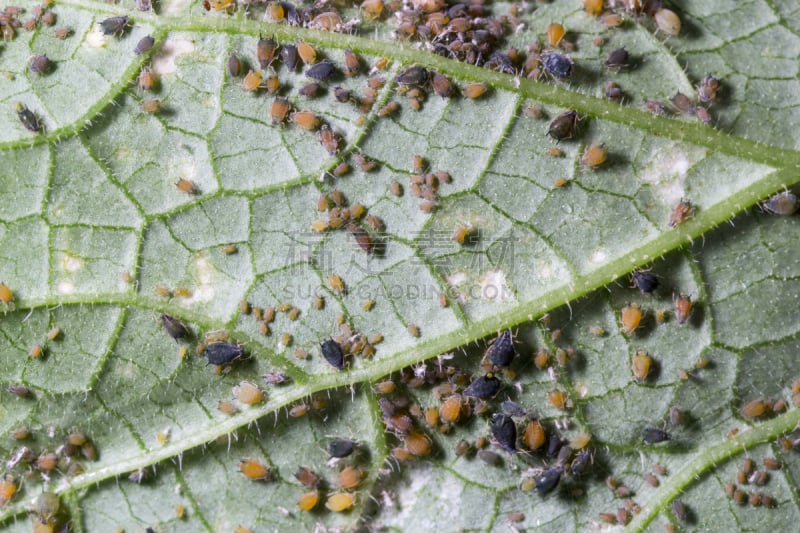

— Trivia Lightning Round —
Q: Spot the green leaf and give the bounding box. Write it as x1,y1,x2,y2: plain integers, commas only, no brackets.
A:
1,0,799,531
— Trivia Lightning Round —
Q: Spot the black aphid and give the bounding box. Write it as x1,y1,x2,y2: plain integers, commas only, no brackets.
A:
203,342,245,365
486,330,515,367
306,60,337,81
547,110,578,141
227,52,242,77
328,438,356,458
546,434,564,458
535,466,563,495
99,16,128,36
395,65,428,86
490,413,516,453
463,373,500,399
134,35,154,55
632,269,659,293
16,103,42,132
500,399,526,417
642,426,671,444
477,449,501,465
570,449,592,477
321,338,345,369
160,314,190,341
542,52,573,79
281,43,299,70
605,47,630,69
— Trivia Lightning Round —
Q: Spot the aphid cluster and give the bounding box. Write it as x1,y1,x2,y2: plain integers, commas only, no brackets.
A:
406,154,453,213
311,189,383,255
0,2,61,41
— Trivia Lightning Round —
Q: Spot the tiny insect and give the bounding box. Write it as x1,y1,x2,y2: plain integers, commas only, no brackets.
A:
632,269,658,293
138,66,156,91
239,458,270,480
140,99,161,113
234,381,264,404
462,82,488,99
289,110,320,131
582,0,603,15
280,43,298,70
697,75,721,103
655,8,681,36
671,499,688,522
161,314,190,341
645,99,670,116
546,22,565,47
541,52,573,79
134,35,155,55
15,103,42,132
395,65,428,86
306,60,337,81
321,338,345,369
318,125,341,155
580,144,608,168
490,413,517,453
762,191,799,216
377,101,399,116
463,373,500,399
431,72,453,98
47,327,61,341
408,324,420,337
620,303,643,334
296,41,317,64
485,330,515,367
99,15,128,36
535,466,563,495
203,342,245,365
673,293,692,324
176,178,200,195
605,81,624,102
642,426,671,444
29,54,50,74
270,97,291,125
570,449,592,476
328,437,356,458
669,405,683,425
226,52,242,77
326,492,355,512
671,92,695,114
547,110,578,141
297,490,320,511
605,48,630,69
54,26,73,39
741,399,770,418
256,35,278,69
632,351,652,381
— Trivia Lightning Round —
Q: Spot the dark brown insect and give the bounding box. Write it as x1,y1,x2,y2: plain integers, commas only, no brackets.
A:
668,200,694,227
605,48,630,69
547,110,578,141
431,72,453,97
257,35,278,68
280,43,298,70
99,16,128,36
160,314,190,341
134,35,155,55
16,103,42,132
306,60,337,81
395,65,428,86
227,52,242,77
343,48,360,76
347,223,374,254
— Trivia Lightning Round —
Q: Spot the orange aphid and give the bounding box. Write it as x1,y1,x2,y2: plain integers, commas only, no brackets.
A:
631,351,651,381
176,178,200,195
523,419,546,450
674,293,692,324
580,144,608,168
548,389,568,410
404,430,432,456
741,399,770,418
620,303,643,334
242,70,262,92
337,466,364,489
547,23,566,47
233,381,264,405
582,0,603,15
325,492,355,512
0,476,17,507
439,394,463,423
239,458,270,480
0,283,12,303
297,490,320,511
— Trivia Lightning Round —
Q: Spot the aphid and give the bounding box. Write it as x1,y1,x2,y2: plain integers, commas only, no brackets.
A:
16,103,42,132
395,65,428,86
256,35,278,69
293,42,317,67
490,413,517,453
29,54,50,74
632,351,652,381
287,111,321,132
402,430,431,456
6,384,30,398
37,452,58,471
30,344,43,359
326,273,345,295
134,35,155,55
763,191,799,215
632,269,658,293
318,125,341,155
643,472,659,487
580,144,608,168
321,338,346,370
54,26,73,39
673,293,692,324
161,314,190,342
485,330,515,367
242,70,263,92
276,43,299,71
671,499,688,522
741,399,770,418
297,490,319,511
542,52,573,79
761,494,776,507
620,303,643,335
138,66,156,91
428,72,454,98
605,48,630,69
605,81,624,102
547,110,578,141
333,86,351,103
340,48,360,77
582,0,603,15
671,92,695,114
0,475,18,507
478,449,501,465
697,75,721,103
352,154,376,172
570,449,592,476
337,465,364,490
203,342,245,365
233,381,264,405
546,22,565,47
462,82,488,99
326,492,355,512
438,394,462,424
264,70,279,94
306,60,337,81
176,178,200,195
547,389,569,410
500,400,526,418
408,324,420,337
270,97,291,126
669,405,683,425
239,458,270,480
695,106,712,125
642,426,671,444
289,403,309,417
140,99,162,113
655,8,681,36
47,327,61,341
377,101,400,116
99,15,128,36
327,437,356,458
390,180,403,196
535,466,563,495
463,373,500,399
226,52,242,78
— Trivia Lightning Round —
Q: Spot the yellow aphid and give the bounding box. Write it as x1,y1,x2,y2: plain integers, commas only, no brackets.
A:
404,430,432,456
178,345,188,358
741,399,770,418
325,492,355,512
570,432,591,450
280,332,293,347
374,380,396,394
233,381,264,405
310,220,329,233
47,327,61,341
620,303,643,335
239,458,270,480
242,70,262,92
582,0,603,16
176,178,200,195
548,389,568,410
175,503,186,519
0,475,18,507
424,406,439,427
534,349,549,369
30,344,43,359
287,308,300,321
327,274,346,294
222,244,238,255
297,490,320,511
655,8,681,36
313,295,324,310
361,0,384,20
547,147,564,157
462,82,488,99
140,98,161,113
157,428,170,445
174,287,192,298
632,351,652,381
439,394,462,423
337,466,364,489
267,1,285,20
289,403,309,417
547,23,566,47
363,299,375,311
580,144,608,168
523,420,546,450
